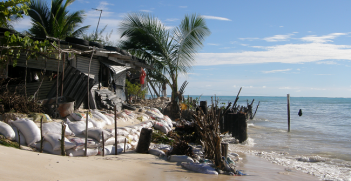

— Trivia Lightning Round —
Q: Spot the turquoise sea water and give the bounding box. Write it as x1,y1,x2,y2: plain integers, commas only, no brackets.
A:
178,95,351,180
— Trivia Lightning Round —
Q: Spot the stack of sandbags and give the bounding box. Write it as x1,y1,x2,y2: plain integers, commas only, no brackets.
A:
0,121,16,140
9,118,41,147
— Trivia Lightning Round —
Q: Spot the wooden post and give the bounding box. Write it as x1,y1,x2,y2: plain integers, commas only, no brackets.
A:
287,94,290,132
252,101,260,119
124,138,127,153
40,117,43,153
61,122,66,156
17,130,20,149
114,105,117,155
102,132,105,157
232,87,242,110
85,111,89,156
221,143,228,158
200,101,208,115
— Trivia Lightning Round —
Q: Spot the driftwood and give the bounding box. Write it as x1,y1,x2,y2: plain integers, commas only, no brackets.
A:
193,100,230,170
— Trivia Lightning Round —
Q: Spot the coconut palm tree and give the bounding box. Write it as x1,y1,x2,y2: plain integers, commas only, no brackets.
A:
28,0,90,39
119,13,210,103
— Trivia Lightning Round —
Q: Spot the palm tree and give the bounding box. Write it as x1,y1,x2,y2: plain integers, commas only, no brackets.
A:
119,13,210,104
28,0,90,39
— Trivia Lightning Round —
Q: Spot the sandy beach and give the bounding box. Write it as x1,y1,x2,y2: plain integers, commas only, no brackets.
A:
0,145,318,181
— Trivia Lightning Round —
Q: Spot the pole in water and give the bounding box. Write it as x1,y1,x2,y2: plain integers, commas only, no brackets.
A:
287,94,290,132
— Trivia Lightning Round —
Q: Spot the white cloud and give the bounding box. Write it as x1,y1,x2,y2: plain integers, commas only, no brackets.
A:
316,61,337,65
300,33,348,43
263,86,266,88
194,42,351,66
263,34,294,42
310,88,326,91
165,26,174,30
201,15,231,21
140,10,152,13
297,68,300,71
220,47,235,49
12,16,32,31
233,85,236,88
314,74,332,75
77,0,89,3
279,87,297,90
179,6,187,8
207,43,220,46
262,69,291,74
279,26,284,28
165,18,178,21
293,32,299,34
239,37,259,41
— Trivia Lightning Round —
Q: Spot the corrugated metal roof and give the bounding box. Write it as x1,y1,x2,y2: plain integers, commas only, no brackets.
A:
99,59,130,75
46,65,95,109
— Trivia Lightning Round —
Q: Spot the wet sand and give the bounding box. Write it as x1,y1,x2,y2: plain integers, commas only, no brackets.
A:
0,145,318,181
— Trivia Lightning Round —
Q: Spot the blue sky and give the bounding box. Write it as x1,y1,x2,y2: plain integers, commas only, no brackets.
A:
13,0,351,97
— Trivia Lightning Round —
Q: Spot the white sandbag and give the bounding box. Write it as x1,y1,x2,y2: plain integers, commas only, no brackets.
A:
151,108,163,116
119,127,132,133
98,145,123,155
70,112,83,121
117,112,128,120
69,137,100,149
10,119,40,146
66,118,93,135
168,155,194,163
157,119,172,130
43,133,76,151
85,128,113,142
66,148,98,157
91,110,112,125
107,128,130,137
164,116,173,128
11,126,26,145
42,122,75,136
181,162,218,175
0,121,15,140
105,136,127,145
154,122,169,134
131,125,143,132
130,141,138,149
104,114,114,124
34,141,61,155
141,121,154,128
149,148,165,156
117,143,132,150
88,117,106,129
127,128,139,135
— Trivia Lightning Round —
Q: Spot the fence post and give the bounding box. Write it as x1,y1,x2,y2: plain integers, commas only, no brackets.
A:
287,94,290,132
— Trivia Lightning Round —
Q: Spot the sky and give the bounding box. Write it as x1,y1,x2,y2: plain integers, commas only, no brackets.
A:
13,0,351,97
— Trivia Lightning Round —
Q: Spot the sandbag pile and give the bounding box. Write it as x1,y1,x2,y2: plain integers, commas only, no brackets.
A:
0,106,174,157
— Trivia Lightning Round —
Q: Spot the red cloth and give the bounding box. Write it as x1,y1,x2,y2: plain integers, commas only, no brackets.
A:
140,68,146,85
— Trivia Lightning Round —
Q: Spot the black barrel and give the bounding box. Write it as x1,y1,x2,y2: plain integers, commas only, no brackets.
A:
136,128,153,153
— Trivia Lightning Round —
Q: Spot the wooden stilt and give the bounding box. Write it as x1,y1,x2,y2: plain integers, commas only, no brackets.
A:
40,117,43,153
114,105,117,155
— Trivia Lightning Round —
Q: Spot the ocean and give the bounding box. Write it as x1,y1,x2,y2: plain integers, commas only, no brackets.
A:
187,95,351,181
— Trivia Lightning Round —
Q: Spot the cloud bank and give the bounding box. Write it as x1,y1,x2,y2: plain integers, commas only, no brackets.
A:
201,15,231,21
195,43,351,66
